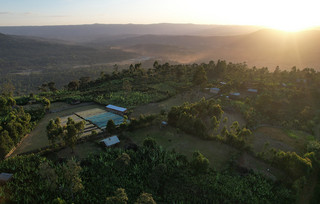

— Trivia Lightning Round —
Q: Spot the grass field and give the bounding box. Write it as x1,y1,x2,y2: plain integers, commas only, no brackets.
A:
126,126,239,170
250,126,315,155
132,89,214,117
55,141,103,160
11,103,106,156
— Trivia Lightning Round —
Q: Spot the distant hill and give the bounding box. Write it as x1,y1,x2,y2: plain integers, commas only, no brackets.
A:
105,29,320,70
0,33,136,74
0,24,262,42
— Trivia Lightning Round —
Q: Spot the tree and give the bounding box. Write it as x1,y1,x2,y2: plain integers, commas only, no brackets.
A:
42,97,51,110
106,119,116,135
39,161,58,191
46,118,63,145
0,130,14,159
192,66,207,87
48,82,57,92
60,159,84,199
191,151,209,174
63,118,85,152
115,153,131,169
211,116,220,130
0,81,15,96
122,79,132,93
67,80,79,91
143,137,157,149
106,188,128,204
135,192,156,204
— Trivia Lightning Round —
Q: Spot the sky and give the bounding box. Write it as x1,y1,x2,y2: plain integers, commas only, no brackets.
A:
1,0,320,31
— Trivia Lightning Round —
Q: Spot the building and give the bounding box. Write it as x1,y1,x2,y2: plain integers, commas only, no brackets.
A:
100,136,120,147
220,81,227,85
106,104,127,115
247,88,258,93
0,173,13,185
209,88,220,94
229,92,240,99
160,121,168,128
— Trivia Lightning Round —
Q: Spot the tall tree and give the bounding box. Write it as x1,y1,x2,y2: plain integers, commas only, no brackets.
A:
192,66,207,87
106,119,116,135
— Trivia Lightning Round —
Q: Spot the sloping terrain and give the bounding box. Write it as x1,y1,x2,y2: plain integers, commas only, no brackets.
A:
0,33,136,74
107,29,320,69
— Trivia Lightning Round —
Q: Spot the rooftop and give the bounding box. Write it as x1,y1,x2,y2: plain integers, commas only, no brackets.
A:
106,104,127,112
0,173,13,182
100,135,120,147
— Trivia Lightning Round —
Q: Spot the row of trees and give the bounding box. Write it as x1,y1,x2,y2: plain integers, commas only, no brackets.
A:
46,117,85,152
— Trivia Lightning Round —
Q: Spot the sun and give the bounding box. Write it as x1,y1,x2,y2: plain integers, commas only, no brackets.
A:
256,0,319,32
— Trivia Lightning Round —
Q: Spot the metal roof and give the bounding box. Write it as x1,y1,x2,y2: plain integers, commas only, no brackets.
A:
210,88,220,94
100,136,120,147
247,89,258,93
106,104,127,112
230,92,240,96
0,173,13,182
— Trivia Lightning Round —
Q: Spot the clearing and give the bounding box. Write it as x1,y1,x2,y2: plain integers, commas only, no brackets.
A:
126,125,239,170
250,126,315,155
11,102,106,156
132,89,213,117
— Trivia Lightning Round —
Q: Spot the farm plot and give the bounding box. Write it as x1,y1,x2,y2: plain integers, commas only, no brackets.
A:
11,103,106,156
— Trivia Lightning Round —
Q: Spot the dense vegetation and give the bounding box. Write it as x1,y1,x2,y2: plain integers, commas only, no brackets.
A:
0,96,33,159
0,142,294,203
0,32,137,95
1,59,320,203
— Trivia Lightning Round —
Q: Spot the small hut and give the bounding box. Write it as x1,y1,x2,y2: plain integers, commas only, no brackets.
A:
100,136,120,147
209,88,220,94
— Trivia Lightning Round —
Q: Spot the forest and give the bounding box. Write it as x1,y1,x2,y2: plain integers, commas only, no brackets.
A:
1,60,320,203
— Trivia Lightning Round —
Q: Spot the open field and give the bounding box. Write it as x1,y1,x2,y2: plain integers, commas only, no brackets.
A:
126,126,239,170
11,102,106,156
55,141,103,160
236,152,285,181
250,126,315,154
132,89,214,117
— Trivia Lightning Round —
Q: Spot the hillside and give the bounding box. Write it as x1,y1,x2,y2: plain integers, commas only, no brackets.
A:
0,33,136,74
105,29,320,70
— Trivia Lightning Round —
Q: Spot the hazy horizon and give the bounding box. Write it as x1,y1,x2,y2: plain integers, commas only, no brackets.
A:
1,0,320,32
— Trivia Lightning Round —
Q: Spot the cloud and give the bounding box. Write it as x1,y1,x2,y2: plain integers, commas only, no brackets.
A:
0,12,12,15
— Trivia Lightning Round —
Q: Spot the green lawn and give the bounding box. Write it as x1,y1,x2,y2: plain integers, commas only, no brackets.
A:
55,141,103,160
126,126,239,170
250,126,314,155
